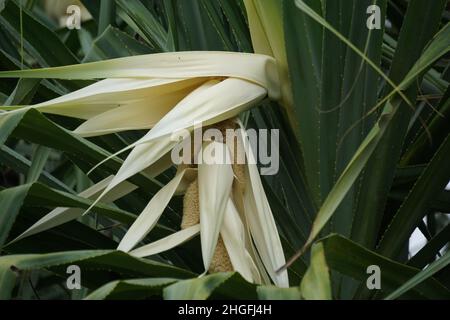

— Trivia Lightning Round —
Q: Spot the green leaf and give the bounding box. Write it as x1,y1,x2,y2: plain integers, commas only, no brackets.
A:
5,78,40,105
4,207,118,254
385,250,450,300
83,26,153,62
0,145,72,192
300,242,331,300
0,49,67,96
352,0,448,250
0,184,29,248
0,108,162,194
0,92,8,104
0,250,195,299
173,0,228,51
25,145,51,184
285,9,450,266
257,285,301,300
402,86,450,165
98,0,116,36
0,0,79,67
377,132,450,258
319,234,450,299
432,191,450,214
289,101,396,260
392,164,425,187
218,0,252,52
163,272,257,300
199,0,234,51
116,0,168,51
283,0,323,205
0,182,136,248
330,0,385,240
408,223,450,269
85,278,177,300
0,108,26,146
162,1,177,51
80,0,100,22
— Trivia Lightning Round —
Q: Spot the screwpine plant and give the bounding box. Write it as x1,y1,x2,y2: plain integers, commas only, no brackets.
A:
0,0,449,300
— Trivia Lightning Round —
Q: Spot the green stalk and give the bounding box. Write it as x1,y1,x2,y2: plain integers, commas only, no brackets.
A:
98,0,116,36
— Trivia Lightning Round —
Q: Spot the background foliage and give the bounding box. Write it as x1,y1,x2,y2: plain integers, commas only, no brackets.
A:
0,0,449,299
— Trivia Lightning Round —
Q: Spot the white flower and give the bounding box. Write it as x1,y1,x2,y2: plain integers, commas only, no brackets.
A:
1,51,288,287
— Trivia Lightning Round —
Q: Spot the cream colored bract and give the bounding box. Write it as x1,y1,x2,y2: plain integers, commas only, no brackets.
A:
0,51,288,288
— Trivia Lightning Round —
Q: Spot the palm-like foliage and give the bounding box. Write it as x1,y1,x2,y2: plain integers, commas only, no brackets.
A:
0,0,449,300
